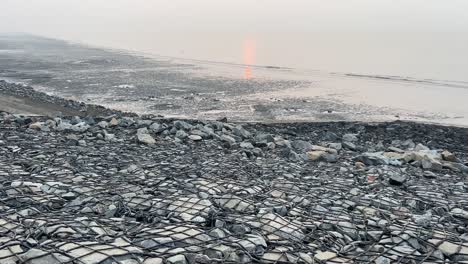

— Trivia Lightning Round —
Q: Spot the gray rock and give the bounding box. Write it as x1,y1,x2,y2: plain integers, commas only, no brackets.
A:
221,135,236,146
342,141,357,150
259,213,305,242
342,133,358,142
137,128,156,144
388,173,407,185
232,125,252,139
215,195,255,212
327,142,342,150
375,256,391,264
414,143,430,151
20,248,71,264
149,122,166,133
188,135,202,141
356,152,401,166
176,130,189,139
291,140,313,152
421,156,443,171
97,121,108,128
166,254,187,264
240,142,254,149
173,120,192,130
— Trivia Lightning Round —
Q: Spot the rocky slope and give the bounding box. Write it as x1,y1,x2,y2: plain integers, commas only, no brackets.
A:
1,107,468,264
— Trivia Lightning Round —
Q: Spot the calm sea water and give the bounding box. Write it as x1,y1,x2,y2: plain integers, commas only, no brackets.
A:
76,32,468,83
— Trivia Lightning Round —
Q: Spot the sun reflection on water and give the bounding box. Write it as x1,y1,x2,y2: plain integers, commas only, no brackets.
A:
243,38,255,79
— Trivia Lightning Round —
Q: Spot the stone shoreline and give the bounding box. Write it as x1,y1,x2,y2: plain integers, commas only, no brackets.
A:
1,80,468,263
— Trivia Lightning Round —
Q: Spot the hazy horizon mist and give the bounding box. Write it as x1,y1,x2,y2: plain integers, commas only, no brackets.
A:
2,0,468,81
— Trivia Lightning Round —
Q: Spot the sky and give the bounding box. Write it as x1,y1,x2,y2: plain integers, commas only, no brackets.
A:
1,0,467,81
1,0,468,37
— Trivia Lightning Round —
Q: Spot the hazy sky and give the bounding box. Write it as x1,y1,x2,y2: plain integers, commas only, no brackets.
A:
2,0,467,81
2,0,468,37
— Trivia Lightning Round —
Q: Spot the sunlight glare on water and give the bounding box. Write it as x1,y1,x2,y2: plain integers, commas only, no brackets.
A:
243,38,255,79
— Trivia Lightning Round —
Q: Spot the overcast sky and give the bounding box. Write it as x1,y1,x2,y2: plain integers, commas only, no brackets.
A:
1,0,468,37
1,1,467,83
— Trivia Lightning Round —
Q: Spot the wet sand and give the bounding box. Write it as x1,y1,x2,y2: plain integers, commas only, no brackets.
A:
1,34,467,126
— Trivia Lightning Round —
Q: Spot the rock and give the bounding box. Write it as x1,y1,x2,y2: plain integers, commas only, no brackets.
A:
139,238,175,249
421,156,443,171
166,254,188,264
324,131,339,141
413,211,432,227
188,135,202,141
173,120,193,130
388,173,407,185
215,195,255,212
375,256,391,264
71,122,90,132
327,142,342,150
429,240,468,261
240,142,254,149
342,133,358,142
342,141,357,150
232,125,252,139
237,234,267,253
29,122,43,130
356,152,401,166
20,248,71,264
109,117,120,126
149,122,165,133
176,130,189,139
306,146,338,162
167,198,213,223
221,135,236,147
307,151,325,161
441,150,457,162
314,251,337,261
259,213,305,242
137,128,156,144
97,121,108,128
274,137,291,148
414,143,430,151
423,171,437,178
254,133,274,144
451,208,468,220
0,240,23,264
142,258,163,264
291,140,313,152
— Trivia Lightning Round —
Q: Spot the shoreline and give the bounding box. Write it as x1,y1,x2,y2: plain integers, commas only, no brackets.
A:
2,79,468,130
